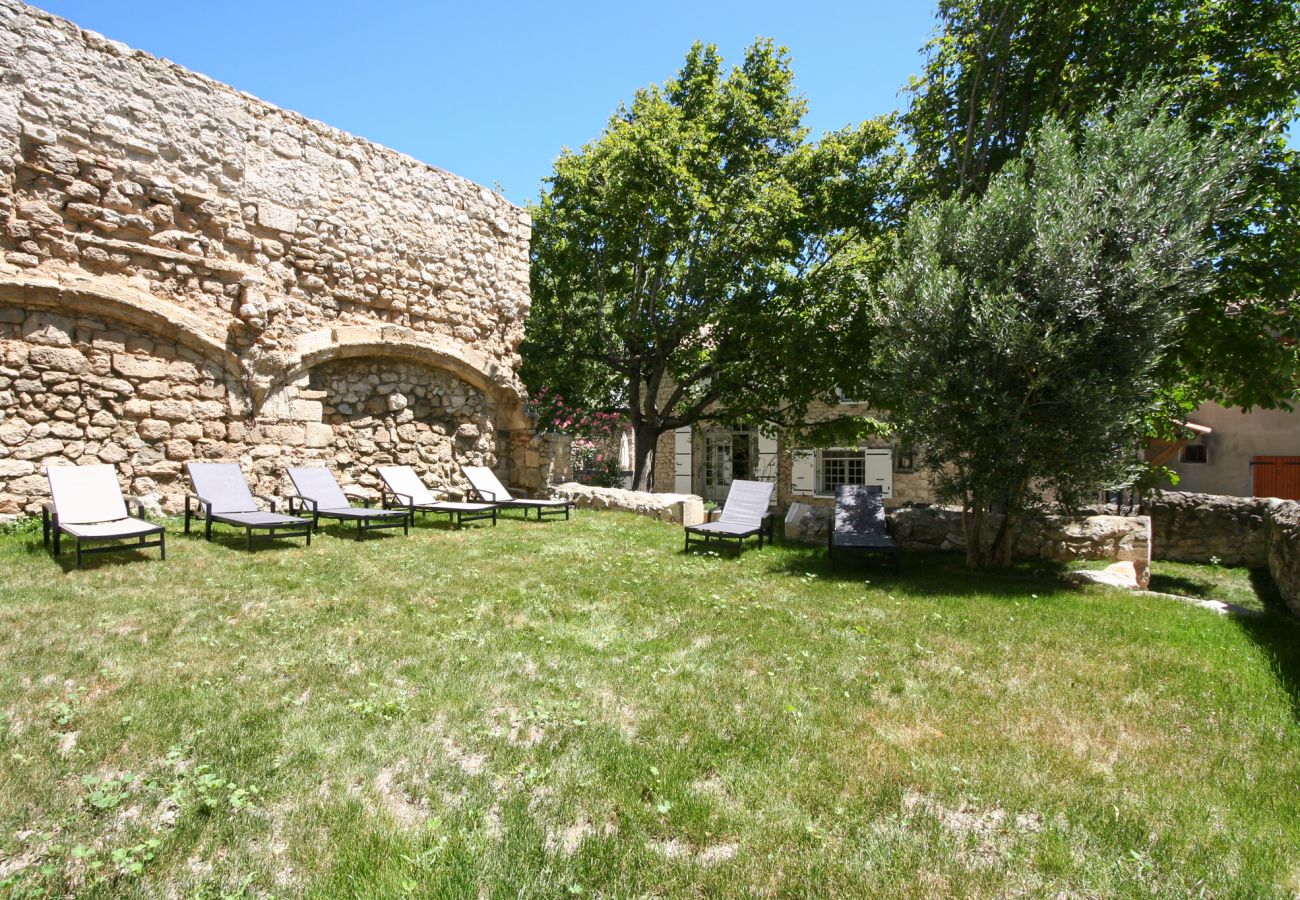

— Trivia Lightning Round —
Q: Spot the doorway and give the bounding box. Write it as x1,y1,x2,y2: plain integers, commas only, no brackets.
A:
701,427,759,503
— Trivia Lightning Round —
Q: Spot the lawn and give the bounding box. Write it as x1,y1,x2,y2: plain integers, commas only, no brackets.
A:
0,511,1296,898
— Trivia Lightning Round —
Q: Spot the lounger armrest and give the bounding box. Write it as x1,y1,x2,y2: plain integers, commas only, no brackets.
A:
126,496,152,519
283,493,317,515
472,487,496,501
382,489,414,510
342,485,372,508
252,493,279,513
185,493,211,516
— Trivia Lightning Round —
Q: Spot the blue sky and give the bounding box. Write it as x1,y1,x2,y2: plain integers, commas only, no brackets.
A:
35,1,938,205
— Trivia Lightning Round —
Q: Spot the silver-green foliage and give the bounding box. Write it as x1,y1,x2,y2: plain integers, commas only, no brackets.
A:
879,93,1246,567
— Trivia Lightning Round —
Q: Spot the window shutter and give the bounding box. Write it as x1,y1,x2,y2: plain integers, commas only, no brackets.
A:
673,426,693,494
755,432,778,482
865,448,893,498
790,449,815,496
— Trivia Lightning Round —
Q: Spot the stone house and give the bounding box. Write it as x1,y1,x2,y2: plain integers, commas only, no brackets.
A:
652,393,938,512
1152,402,1300,501
0,1,550,516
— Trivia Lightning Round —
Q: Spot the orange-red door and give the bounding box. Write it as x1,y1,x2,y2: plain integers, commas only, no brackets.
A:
1252,456,1300,500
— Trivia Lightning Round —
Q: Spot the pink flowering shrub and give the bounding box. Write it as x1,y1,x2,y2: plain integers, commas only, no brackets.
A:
531,388,627,488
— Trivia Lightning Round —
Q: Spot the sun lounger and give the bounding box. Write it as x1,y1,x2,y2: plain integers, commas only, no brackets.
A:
377,465,497,528
285,466,409,540
43,464,165,567
683,479,775,552
828,484,900,572
461,465,574,520
185,462,312,549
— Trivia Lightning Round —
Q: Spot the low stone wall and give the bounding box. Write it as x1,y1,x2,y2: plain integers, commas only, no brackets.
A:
1147,491,1272,567
1267,501,1300,617
784,502,1151,586
548,483,704,526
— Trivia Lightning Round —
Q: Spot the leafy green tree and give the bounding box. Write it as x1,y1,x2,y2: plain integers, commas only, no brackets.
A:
902,0,1300,409
879,94,1246,568
522,40,903,490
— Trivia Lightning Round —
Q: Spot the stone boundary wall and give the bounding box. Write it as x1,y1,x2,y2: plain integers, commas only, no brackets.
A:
785,502,1151,586
1266,501,1300,617
547,483,705,526
1147,491,1272,567
0,1,542,513
1149,491,1300,616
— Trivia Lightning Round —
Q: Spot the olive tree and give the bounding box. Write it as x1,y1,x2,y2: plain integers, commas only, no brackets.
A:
878,94,1246,568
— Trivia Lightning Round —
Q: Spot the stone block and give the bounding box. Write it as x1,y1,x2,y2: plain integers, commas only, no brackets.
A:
112,354,168,379
136,419,171,441
150,399,192,421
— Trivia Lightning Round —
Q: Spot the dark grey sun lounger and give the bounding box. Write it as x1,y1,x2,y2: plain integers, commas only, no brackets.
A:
828,484,900,572
43,464,165,567
285,466,410,540
683,479,775,552
378,465,498,528
462,465,574,521
185,462,312,549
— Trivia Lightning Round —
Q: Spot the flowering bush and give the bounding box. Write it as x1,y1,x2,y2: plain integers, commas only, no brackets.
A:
531,388,627,488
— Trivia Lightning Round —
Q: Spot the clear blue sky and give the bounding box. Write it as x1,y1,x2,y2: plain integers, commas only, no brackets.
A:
34,1,939,205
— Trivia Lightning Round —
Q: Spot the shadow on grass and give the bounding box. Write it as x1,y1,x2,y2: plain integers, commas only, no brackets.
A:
180,528,312,553
1235,569,1300,722
760,541,1087,599
1147,572,1218,599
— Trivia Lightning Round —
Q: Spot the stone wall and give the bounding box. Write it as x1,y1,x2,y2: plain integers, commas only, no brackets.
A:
1147,491,1273,568
1266,501,1300,617
1148,491,1300,616
547,483,705,527
784,502,1151,586
0,1,540,513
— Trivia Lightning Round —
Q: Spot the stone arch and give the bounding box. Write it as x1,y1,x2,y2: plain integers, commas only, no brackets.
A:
268,325,530,431
0,273,244,387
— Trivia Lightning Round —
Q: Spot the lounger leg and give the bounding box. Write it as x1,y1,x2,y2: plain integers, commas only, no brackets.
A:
205,517,213,541
402,516,408,536
75,540,82,569
305,527,311,547
42,507,50,548
356,518,364,541
247,528,253,551
159,533,166,561
53,525,60,555
184,497,192,535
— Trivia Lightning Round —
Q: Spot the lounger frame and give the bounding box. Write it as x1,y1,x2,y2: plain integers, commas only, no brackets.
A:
827,484,901,573
42,497,165,568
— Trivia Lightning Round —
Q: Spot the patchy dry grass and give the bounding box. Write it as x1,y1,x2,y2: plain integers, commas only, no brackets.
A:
0,511,1296,897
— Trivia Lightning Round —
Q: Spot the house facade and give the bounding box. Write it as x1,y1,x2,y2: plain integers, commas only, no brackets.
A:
1158,402,1300,500
651,396,939,511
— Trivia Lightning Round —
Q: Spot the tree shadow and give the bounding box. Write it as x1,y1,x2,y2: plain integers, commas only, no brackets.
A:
182,529,311,552
1147,571,1218,599
1235,569,1300,722
761,544,1087,600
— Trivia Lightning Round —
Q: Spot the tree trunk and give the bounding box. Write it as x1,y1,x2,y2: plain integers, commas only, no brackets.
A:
963,499,988,569
989,479,1028,569
630,422,659,491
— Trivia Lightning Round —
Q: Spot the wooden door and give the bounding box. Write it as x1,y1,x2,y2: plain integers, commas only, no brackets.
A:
1252,456,1300,500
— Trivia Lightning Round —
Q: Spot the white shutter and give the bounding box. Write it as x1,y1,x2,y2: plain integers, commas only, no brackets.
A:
755,432,778,482
673,426,693,494
790,449,815,496
865,448,893,498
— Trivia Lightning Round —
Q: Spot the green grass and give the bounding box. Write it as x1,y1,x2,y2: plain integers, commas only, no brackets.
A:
0,511,1296,897
1147,560,1279,613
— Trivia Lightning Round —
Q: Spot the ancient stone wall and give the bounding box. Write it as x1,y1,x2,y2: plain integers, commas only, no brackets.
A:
1147,491,1272,568
547,483,705,526
0,1,539,513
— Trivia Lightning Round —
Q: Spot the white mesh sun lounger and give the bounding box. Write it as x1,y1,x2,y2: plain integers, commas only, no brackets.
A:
285,466,410,541
185,462,312,549
377,465,498,528
683,479,775,552
43,464,165,567
461,466,573,521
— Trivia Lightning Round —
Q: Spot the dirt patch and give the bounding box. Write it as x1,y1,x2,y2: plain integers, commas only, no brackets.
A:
443,737,487,776
901,789,1042,867
374,767,428,827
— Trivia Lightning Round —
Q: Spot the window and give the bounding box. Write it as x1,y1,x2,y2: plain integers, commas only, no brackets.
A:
894,445,916,473
816,448,866,495
834,387,867,405
1181,444,1208,464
